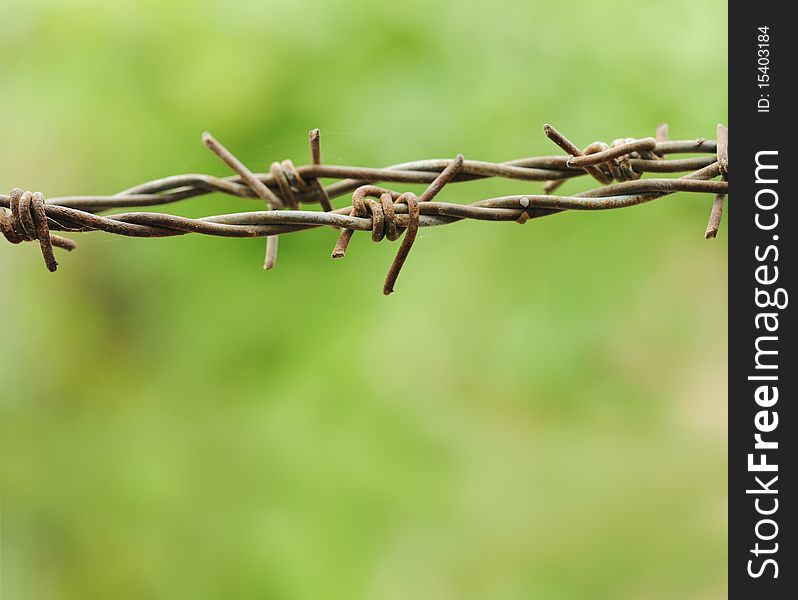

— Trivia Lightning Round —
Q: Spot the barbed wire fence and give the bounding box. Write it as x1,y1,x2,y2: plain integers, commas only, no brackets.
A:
1,123,728,295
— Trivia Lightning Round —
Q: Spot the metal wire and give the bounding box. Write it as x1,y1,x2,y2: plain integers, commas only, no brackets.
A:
1,123,728,294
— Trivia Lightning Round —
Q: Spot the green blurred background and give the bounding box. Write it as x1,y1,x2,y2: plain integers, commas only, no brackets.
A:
0,0,727,598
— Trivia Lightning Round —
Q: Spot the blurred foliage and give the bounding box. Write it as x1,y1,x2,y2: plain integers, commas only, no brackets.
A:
0,0,727,598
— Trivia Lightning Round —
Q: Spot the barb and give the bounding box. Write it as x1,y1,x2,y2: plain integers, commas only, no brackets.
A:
705,123,728,239
1,123,728,293
202,131,282,269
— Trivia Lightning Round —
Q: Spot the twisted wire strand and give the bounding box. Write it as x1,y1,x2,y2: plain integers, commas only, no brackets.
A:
1,123,728,293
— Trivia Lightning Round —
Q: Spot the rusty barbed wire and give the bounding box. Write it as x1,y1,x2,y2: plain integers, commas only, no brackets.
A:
1,123,728,294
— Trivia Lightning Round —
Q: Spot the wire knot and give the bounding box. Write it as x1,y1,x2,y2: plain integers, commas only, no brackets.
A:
543,124,661,190
332,186,420,295
269,131,333,211
331,185,411,248
0,188,76,272
570,137,662,184
578,137,659,183
271,159,314,209
346,186,405,245
331,154,463,294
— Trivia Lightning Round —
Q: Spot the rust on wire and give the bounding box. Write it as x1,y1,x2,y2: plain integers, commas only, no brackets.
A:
1,123,728,294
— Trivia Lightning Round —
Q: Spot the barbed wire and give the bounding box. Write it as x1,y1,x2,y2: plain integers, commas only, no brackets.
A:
1,123,728,294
